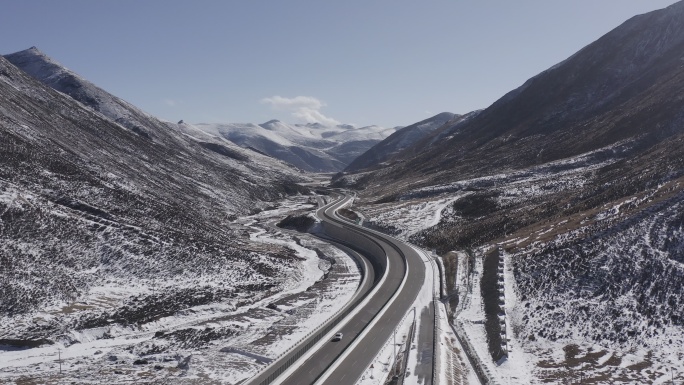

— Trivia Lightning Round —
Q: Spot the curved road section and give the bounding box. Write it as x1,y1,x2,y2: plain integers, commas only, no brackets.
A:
279,193,431,385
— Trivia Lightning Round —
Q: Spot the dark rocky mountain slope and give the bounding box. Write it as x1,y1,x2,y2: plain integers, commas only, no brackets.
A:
6,47,163,140
341,2,684,381
340,0,684,197
344,112,457,172
0,50,306,329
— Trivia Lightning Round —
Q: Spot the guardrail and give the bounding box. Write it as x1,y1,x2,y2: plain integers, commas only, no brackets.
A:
338,201,495,385
338,196,506,385
433,299,440,385
331,199,442,385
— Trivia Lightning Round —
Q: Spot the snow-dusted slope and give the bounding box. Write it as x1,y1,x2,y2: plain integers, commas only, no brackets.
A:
3,47,304,190
195,122,345,171
5,47,163,139
194,120,397,172
344,0,684,198
341,2,684,383
0,49,311,324
344,112,457,172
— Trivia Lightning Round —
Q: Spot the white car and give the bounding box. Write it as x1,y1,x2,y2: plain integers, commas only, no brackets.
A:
332,332,343,341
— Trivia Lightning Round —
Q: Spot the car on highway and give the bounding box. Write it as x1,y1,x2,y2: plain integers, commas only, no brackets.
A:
332,332,343,341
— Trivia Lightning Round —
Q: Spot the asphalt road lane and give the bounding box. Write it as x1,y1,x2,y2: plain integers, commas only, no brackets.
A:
279,194,430,385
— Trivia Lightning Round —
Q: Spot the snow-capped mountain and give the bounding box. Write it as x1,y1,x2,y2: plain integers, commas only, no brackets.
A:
3,47,398,174
194,120,397,172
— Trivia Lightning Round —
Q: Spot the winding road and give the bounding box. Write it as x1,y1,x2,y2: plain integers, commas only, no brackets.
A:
248,192,435,385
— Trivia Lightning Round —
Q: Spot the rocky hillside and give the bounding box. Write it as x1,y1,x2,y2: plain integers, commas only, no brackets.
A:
0,49,308,335
6,47,164,140
344,112,457,172
339,0,684,198
342,2,684,382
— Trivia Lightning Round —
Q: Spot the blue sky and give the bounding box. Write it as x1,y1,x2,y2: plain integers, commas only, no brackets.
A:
1,0,679,127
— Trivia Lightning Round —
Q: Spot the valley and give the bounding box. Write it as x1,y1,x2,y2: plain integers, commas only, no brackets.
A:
2,1,684,385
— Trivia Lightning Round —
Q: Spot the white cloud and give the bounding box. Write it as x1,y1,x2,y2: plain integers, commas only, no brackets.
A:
163,99,178,106
261,95,322,110
261,95,340,126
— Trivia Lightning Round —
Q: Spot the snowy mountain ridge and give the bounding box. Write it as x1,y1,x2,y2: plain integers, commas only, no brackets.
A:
0,46,312,322
4,47,399,173
4,47,161,139
193,120,397,172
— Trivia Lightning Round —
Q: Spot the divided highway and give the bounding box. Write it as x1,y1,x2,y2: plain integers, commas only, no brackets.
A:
249,192,433,385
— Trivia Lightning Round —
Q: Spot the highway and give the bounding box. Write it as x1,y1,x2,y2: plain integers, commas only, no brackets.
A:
247,194,378,385
249,192,434,385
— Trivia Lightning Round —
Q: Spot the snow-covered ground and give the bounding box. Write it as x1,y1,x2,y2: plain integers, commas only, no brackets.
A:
0,195,362,384
504,184,684,384
359,196,463,239
453,247,534,385
351,148,684,384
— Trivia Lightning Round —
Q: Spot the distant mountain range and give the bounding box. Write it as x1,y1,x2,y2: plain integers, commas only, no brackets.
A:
5,47,398,173
193,120,398,172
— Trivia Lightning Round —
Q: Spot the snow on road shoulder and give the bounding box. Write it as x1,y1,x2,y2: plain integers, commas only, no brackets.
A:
355,244,475,385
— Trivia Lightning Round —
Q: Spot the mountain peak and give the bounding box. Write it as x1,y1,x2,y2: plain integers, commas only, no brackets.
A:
432,112,456,120
344,111,459,172
305,122,327,129
4,48,159,139
259,119,289,131
9,46,51,61
5,46,69,80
